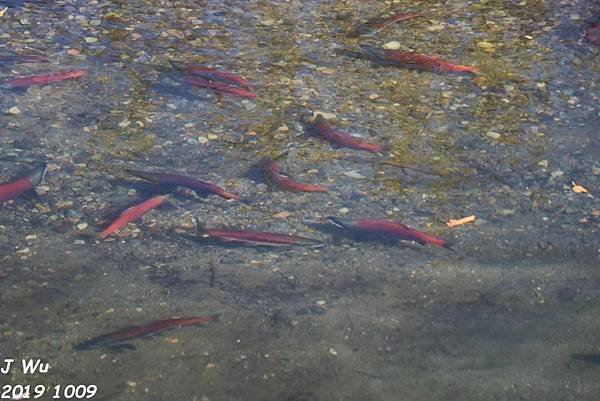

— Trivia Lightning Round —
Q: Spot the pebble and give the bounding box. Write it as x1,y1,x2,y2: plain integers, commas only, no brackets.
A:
476,41,495,53
497,209,515,216
25,235,37,241
76,223,88,230
84,37,98,43
35,185,50,195
486,131,501,140
7,106,20,115
328,348,338,356
207,133,219,140
198,136,209,144
538,160,549,168
382,41,401,50
312,111,336,120
550,170,564,178
16,248,31,254
273,211,291,219
73,240,85,245
344,171,365,179
339,207,349,214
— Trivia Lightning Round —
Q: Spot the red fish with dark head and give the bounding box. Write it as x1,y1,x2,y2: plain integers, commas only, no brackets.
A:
360,44,479,75
185,65,255,90
261,160,327,193
312,114,385,154
97,194,169,239
328,216,452,249
74,315,217,350
2,69,86,91
0,163,47,205
183,76,257,99
127,170,241,201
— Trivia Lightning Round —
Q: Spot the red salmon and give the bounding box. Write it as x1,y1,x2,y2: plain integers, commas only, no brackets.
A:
97,194,168,239
74,315,217,350
262,160,327,193
127,170,240,201
0,164,47,204
328,216,451,249
197,219,322,247
2,69,86,90
183,76,257,99
360,44,480,74
185,65,255,89
313,114,385,154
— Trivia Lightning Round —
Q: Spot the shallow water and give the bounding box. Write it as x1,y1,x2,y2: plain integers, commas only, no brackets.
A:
0,0,599,400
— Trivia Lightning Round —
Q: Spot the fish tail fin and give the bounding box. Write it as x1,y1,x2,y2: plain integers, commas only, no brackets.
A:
167,59,187,71
443,242,456,252
28,163,48,186
0,84,27,94
359,44,386,60
327,216,354,229
125,169,160,184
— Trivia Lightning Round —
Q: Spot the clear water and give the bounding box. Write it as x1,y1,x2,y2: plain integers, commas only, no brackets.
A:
1,0,599,400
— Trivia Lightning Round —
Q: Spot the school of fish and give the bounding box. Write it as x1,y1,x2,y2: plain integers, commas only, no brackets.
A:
1,7,595,349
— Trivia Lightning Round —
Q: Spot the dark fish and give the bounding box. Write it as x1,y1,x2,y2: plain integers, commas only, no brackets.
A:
348,12,421,37
185,65,255,90
312,114,385,154
183,76,257,99
97,194,169,239
585,23,600,46
328,216,452,249
261,160,327,193
0,163,47,204
74,315,217,351
0,54,50,64
197,219,323,247
1,69,86,91
360,44,480,75
127,170,241,201
572,353,600,364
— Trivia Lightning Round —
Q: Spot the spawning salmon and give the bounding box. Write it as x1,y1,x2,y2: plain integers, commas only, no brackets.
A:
196,219,323,247
0,163,47,205
360,44,480,75
127,170,240,201
1,69,86,91
261,160,327,193
183,76,257,99
328,216,452,249
97,194,169,239
312,114,384,154
74,315,217,351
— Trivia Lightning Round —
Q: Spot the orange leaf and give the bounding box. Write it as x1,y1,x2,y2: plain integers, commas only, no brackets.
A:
446,215,475,228
572,181,588,193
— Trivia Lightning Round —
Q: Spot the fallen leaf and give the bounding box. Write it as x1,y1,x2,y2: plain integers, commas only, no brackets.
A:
446,215,476,228
572,181,588,193
273,211,291,219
